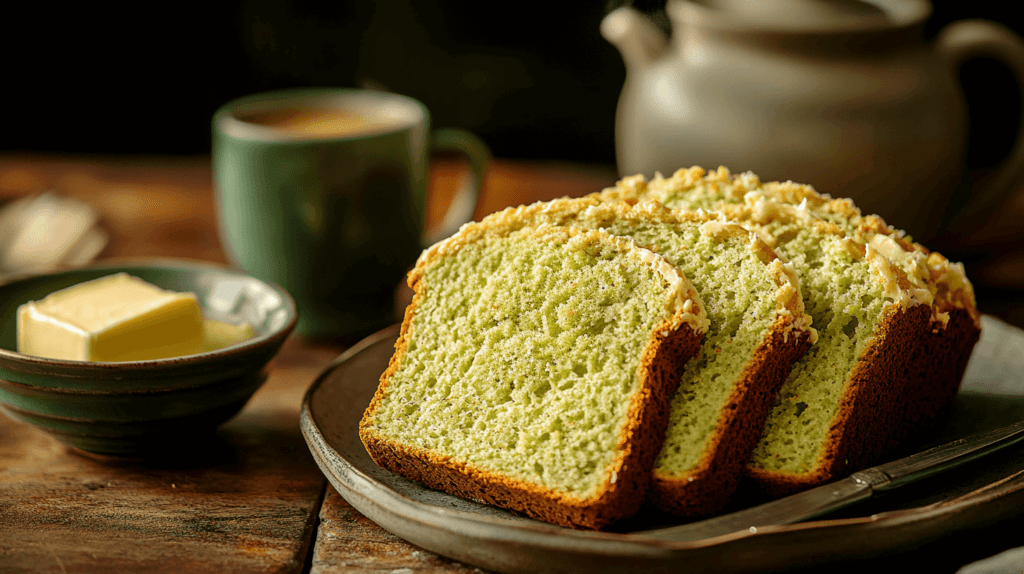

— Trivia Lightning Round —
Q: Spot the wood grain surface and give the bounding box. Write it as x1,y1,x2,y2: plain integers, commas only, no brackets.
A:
310,486,490,574
0,154,616,573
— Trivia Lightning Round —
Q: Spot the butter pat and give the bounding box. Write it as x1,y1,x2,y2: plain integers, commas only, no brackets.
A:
17,273,250,362
202,319,254,353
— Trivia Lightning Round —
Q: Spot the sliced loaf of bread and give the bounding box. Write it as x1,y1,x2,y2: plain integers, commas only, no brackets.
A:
720,170,980,448
477,198,816,515
610,166,981,453
599,172,935,495
359,221,708,529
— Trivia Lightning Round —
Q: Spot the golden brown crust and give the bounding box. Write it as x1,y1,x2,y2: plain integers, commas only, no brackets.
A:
744,303,933,496
612,186,932,309
605,165,979,319
673,166,979,321
650,314,814,515
359,224,706,530
883,306,981,452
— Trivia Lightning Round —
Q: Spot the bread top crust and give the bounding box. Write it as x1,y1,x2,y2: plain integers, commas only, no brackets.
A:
599,167,937,312
478,196,817,345
601,165,977,326
417,218,710,336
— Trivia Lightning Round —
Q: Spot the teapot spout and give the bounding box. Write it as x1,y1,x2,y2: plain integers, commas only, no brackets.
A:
601,7,669,72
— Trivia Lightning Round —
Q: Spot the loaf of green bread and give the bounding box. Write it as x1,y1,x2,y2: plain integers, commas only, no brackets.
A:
674,168,981,450
474,197,816,515
360,220,708,529
361,164,979,528
599,167,957,495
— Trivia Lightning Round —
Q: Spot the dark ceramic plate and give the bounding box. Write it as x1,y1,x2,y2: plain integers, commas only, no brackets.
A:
0,259,297,456
302,316,1024,573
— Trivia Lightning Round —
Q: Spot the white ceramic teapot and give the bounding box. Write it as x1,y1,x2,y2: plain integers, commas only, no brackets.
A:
602,0,1024,243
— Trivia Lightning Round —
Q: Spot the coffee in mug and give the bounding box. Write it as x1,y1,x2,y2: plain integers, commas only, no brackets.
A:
235,107,405,139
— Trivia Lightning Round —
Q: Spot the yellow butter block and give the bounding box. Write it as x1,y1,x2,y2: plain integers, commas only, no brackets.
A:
17,273,252,362
202,319,254,352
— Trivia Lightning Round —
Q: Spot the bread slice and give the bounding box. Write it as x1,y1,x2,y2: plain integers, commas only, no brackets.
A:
728,171,980,449
608,166,981,454
477,197,816,515
359,221,708,529
599,171,935,495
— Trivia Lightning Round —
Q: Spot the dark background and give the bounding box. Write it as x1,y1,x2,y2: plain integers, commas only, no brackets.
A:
2,1,1023,169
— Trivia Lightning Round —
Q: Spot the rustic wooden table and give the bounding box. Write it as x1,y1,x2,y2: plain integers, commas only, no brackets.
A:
0,154,617,574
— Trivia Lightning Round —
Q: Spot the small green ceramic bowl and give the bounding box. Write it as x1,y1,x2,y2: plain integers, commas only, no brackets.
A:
0,259,297,456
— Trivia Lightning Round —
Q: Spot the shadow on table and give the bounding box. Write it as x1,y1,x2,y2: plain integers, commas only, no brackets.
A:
67,418,310,473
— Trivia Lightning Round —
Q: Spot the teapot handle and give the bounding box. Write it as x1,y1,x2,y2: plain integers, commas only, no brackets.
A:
938,20,1024,223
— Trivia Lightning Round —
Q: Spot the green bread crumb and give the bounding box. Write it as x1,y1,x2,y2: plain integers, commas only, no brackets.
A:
371,231,673,498
602,221,779,475
661,195,889,473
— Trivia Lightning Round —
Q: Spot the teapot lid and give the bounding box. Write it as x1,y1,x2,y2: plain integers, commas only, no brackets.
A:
669,0,929,33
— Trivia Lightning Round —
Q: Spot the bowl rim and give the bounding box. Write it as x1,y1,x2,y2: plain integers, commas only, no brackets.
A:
0,257,298,371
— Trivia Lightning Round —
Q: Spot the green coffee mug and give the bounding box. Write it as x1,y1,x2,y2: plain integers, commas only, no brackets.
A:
213,88,489,338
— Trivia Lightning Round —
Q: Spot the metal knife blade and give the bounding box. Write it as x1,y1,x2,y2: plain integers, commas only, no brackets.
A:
637,418,1024,542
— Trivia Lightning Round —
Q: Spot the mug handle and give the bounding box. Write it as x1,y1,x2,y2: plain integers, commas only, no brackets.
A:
938,20,1024,223
422,128,491,246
